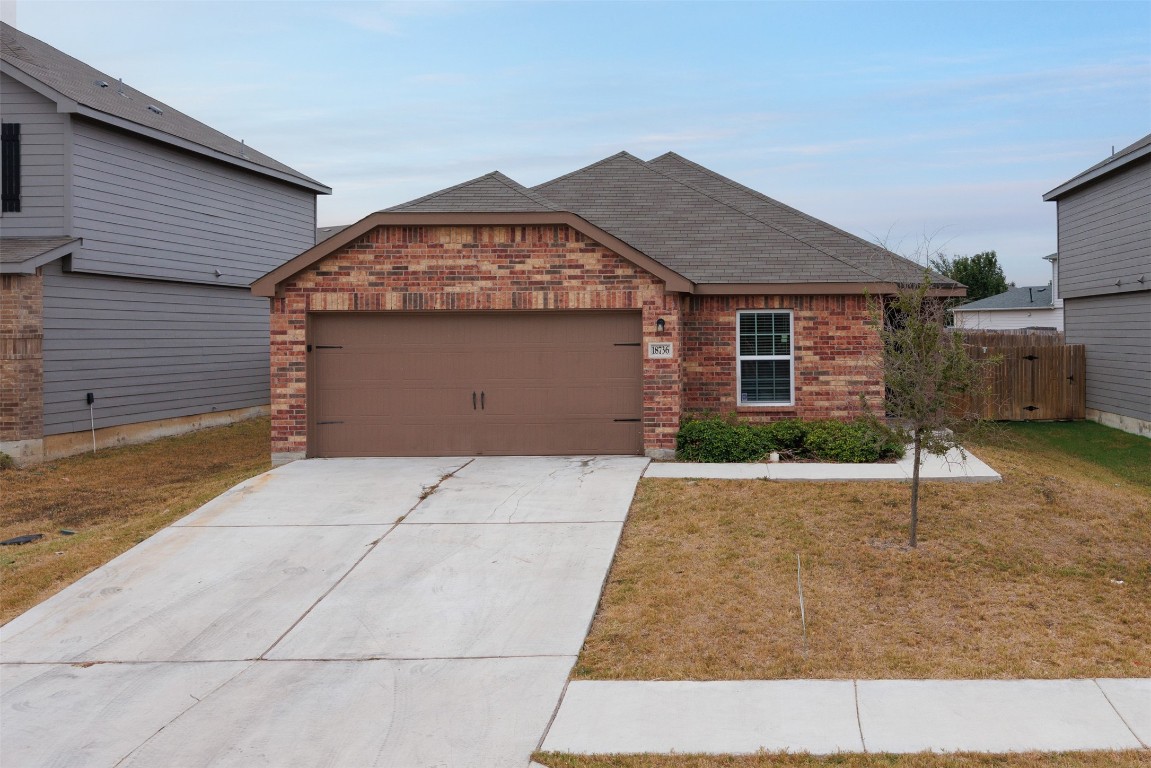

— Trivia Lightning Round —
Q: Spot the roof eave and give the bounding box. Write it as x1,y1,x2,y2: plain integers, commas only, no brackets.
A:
952,304,1055,312
0,63,331,195
1043,142,1151,201
0,237,81,274
694,283,966,297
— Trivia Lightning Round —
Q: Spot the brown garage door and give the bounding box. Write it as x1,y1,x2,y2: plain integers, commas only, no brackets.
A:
308,312,643,457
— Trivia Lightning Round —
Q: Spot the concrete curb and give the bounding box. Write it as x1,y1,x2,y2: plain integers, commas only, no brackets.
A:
645,446,1001,482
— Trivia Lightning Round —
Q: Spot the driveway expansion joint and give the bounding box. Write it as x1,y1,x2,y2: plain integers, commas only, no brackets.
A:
1095,678,1151,749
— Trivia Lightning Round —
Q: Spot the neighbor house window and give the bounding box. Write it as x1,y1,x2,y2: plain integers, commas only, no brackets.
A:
737,310,793,405
1,123,20,213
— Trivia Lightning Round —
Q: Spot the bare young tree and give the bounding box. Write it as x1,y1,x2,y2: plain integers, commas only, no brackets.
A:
867,268,988,548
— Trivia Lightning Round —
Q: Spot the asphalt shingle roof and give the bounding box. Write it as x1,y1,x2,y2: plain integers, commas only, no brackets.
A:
386,172,560,213
381,151,956,287
646,152,929,284
952,286,1055,311
316,225,351,244
1,22,326,191
0,236,78,264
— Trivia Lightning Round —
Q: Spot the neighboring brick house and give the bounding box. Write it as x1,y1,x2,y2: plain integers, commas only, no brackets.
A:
1,23,329,463
1043,133,1151,436
253,152,960,463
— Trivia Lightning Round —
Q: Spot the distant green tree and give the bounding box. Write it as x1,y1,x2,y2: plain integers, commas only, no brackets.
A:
930,251,1010,302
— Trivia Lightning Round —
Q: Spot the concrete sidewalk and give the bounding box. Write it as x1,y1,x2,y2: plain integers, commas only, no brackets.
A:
646,446,1001,482
542,679,1151,755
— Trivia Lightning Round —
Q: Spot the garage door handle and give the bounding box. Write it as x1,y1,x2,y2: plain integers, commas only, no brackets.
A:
472,392,477,410
480,391,485,410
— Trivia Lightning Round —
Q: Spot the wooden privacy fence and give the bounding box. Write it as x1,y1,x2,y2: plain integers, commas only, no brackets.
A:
952,331,1086,421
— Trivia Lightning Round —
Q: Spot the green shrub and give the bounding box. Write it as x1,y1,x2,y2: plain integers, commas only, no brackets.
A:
676,417,775,463
0,451,14,470
804,418,905,463
675,415,904,463
763,419,808,456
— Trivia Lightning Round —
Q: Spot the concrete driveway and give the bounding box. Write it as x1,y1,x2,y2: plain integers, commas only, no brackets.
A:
1,455,648,767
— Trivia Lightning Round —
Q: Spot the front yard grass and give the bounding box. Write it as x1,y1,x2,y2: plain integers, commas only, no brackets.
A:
534,752,1151,767
0,418,270,625
574,422,1150,681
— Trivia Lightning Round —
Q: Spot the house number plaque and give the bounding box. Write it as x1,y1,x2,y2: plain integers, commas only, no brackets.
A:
648,342,674,358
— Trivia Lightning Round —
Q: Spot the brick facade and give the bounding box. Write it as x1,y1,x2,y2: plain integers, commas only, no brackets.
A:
682,294,882,420
0,272,44,443
271,225,681,457
269,225,883,457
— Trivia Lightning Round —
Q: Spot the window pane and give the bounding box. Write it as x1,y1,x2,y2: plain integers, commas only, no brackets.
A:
739,312,790,356
740,359,791,403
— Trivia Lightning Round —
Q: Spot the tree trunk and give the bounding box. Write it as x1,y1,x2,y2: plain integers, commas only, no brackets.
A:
909,430,921,548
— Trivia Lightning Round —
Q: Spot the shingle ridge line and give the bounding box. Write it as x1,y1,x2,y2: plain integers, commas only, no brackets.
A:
639,154,888,282
385,171,509,210
488,172,563,211
531,151,639,192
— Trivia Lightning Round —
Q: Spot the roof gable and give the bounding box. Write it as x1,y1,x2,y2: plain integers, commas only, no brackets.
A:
1,22,328,193
386,171,559,213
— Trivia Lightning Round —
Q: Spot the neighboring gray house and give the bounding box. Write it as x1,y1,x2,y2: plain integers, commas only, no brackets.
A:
0,23,330,463
952,254,1063,331
1043,132,1151,436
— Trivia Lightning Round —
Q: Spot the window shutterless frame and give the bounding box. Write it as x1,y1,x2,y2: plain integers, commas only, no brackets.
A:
736,309,795,407
1,123,20,214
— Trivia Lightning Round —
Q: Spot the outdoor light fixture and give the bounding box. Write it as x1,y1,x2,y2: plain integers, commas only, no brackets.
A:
656,318,666,333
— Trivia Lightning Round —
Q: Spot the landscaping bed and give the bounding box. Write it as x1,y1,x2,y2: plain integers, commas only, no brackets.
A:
0,418,270,625
676,416,906,464
574,421,1150,681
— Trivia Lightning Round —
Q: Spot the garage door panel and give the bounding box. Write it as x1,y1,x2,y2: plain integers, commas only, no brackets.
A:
315,421,477,457
477,385,640,417
475,349,640,381
475,420,641,455
309,312,642,457
316,351,477,381
315,386,477,419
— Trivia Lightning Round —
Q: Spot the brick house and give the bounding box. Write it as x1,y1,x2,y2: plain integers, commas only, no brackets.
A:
253,152,960,463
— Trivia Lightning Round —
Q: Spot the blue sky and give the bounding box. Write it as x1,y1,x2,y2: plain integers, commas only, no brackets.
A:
6,1,1149,285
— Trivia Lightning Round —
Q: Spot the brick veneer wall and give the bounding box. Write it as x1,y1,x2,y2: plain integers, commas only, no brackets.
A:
0,272,44,442
270,225,682,457
682,294,883,419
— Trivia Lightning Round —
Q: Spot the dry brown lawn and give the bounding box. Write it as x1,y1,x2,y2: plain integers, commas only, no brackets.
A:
574,433,1151,681
0,418,270,625
534,752,1151,768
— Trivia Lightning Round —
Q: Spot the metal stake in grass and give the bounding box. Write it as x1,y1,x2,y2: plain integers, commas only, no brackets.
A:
797,553,808,657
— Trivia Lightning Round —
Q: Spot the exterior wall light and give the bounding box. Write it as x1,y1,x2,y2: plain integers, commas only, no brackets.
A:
655,318,666,333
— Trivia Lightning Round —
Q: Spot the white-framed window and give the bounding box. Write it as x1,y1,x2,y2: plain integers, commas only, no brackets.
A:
737,310,794,406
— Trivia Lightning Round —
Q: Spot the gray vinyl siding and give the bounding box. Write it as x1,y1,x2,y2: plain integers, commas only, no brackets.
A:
0,73,68,236
69,119,315,287
1056,158,1151,300
40,260,270,435
1064,291,1151,422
